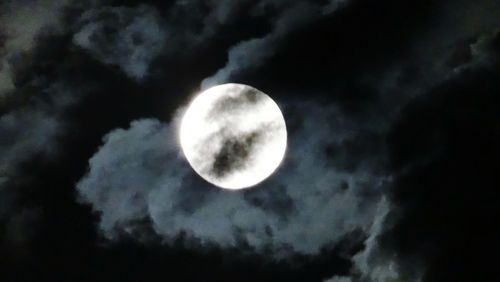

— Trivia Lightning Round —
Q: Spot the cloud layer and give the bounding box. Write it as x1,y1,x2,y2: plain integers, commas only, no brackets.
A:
73,5,167,80
0,0,74,97
77,101,388,256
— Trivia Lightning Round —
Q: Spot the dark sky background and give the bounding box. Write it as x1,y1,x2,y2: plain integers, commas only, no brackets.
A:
0,0,499,281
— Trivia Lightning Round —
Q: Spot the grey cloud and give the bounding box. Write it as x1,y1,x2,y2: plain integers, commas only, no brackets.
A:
0,1,92,245
0,83,80,193
77,101,388,256
76,119,186,235
0,58,15,97
400,0,500,85
201,1,347,88
352,199,420,282
173,0,244,40
454,29,500,72
169,0,314,45
323,0,350,15
324,198,422,282
0,0,73,98
0,81,86,217
67,0,349,88
0,107,59,169
73,5,167,81
324,276,352,282
0,84,78,250
320,9,500,282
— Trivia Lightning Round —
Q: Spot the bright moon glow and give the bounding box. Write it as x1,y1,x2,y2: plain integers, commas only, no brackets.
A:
180,83,287,190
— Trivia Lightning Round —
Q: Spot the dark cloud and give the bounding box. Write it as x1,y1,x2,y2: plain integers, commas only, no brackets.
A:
322,29,500,282
379,48,500,281
201,0,346,88
0,0,75,97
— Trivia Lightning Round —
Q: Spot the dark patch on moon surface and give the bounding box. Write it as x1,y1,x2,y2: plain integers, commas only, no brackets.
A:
210,130,262,178
207,87,263,120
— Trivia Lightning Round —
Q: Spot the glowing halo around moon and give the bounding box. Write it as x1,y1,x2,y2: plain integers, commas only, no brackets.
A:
179,83,287,190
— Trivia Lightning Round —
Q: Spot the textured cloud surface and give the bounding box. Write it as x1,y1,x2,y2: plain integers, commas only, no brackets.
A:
201,0,348,88
73,5,166,80
77,101,388,255
0,82,78,188
0,0,72,97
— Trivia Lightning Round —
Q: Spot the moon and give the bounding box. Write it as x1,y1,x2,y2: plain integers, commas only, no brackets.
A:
179,83,287,190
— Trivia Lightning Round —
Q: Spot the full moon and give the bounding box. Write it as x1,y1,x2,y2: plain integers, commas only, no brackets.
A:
179,83,287,190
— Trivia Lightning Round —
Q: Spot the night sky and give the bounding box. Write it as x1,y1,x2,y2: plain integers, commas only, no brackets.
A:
1,1,499,281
